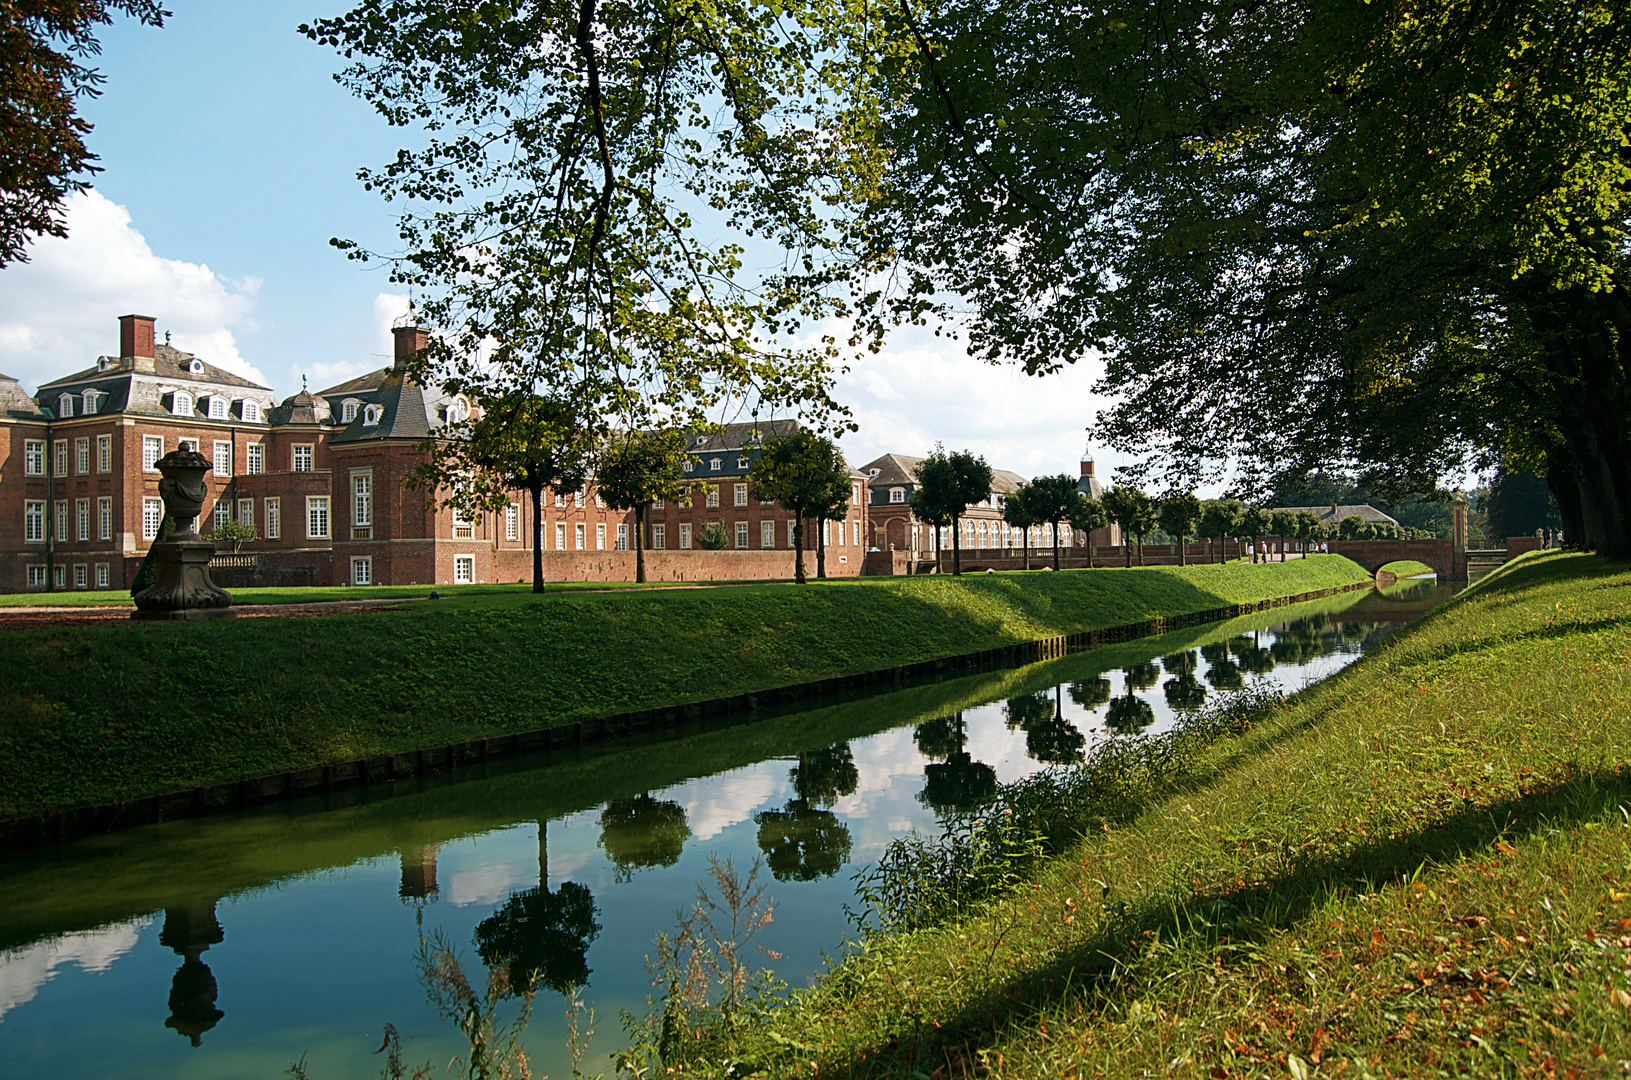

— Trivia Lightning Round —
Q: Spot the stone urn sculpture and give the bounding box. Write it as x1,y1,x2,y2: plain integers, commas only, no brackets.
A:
132,449,235,620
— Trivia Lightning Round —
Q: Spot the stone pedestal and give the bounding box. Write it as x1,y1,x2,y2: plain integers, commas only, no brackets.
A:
133,539,235,620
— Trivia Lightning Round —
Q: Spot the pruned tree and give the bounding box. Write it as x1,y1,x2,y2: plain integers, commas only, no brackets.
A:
1157,491,1202,567
1069,494,1108,569
204,518,256,555
596,428,690,584
745,428,848,585
1027,474,1084,571
1198,499,1243,564
1001,484,1041,570
1293,511,1324,559
1102,485,1156,567
407,391,595,592
1,1,167,267
1240,507,1271,563
912,446,993,575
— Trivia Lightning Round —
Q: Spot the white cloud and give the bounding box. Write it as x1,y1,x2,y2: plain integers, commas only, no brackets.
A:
0,191,265,389
0,917,151,1023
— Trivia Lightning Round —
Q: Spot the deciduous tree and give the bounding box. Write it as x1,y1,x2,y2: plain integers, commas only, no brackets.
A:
911,446,992,576
1001,484,1041,570
1102,486,1155,567
745,429,848,585
1157,492,1202,567
1068,494,1108,570
1026,474,1084,571
596,428,690,584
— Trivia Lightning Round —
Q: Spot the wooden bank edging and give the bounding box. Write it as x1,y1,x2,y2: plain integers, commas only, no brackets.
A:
0,579,1373,851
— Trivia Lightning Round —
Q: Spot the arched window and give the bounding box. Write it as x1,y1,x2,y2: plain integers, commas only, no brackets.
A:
172,391,193,417
208,396,228,420
241,401,261,423
81,390,98,415
57,393,73,418
889,487,905,504
363,404,382,425
341,399,359,423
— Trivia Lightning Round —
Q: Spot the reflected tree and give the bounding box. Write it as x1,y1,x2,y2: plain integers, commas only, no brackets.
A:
789,744,859,808
159,898,225,1046
1162,651,1207,713
1105,668,1157,735
1069,677,1112,708
755,743,859,882
1231,633,1277,675
1205,656,1245,691
1124,661,1161,691
914,712,998,813
476,824,601,997
599,793,693,877
1006,687,1085,765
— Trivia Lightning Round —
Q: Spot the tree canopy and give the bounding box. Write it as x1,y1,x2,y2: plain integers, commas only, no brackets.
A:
911,446,992,575
745,428,849,584
596,427,690,582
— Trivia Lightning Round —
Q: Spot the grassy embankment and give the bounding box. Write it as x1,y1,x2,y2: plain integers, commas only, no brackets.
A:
0,558,1368,821
1379,558,1436,578
736,550,1631,1079
0,579,668,606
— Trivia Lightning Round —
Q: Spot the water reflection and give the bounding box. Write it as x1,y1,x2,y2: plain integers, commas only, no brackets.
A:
0,582,1456,1080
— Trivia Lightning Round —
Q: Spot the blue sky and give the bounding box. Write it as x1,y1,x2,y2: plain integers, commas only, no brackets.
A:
0,0,1118,480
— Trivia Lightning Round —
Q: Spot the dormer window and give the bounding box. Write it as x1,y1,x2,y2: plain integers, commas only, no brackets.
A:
737,456,749,469
694,435,706,446
241,400,261,423
341,400,359,423
889,487,905,504
188,359,205,375
710,457,721,471
868,468,880,478
683,459,694,473
171,391,194,417
81,389,98,415
443,400,467,424
363,404,382,425
207,396,228,420
57,393,74,418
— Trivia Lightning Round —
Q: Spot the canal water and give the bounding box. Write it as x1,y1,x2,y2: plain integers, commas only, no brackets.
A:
0,578,1450,1079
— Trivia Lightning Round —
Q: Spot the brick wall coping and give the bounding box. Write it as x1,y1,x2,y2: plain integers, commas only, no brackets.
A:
0,579,1374,850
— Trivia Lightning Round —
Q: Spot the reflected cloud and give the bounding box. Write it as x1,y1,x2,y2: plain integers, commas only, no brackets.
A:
0,917,151,1022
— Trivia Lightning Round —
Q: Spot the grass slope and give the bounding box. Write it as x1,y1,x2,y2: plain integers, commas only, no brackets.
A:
0,558,1367,820
743,551,1631,1079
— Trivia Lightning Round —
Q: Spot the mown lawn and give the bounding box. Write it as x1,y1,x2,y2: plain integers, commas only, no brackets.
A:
0,578,675,607
737,551,1631,1078
0,558,1367,820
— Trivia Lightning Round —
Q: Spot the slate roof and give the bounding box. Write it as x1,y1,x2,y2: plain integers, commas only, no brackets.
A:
1274,503,1400,527
1076,471,1105,501
40,343,269,391
0,374,48,420
861,452,925,486
332,375,435,443
684,419,801,453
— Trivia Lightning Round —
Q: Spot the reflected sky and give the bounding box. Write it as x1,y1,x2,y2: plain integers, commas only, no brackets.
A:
0,585,1442,1079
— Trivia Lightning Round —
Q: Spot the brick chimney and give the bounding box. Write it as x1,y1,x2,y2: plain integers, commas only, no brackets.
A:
392,324,430,369
120,314,156,373
1080,457,1096,478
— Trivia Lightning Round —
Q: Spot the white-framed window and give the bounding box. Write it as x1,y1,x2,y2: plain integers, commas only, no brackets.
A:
27,565,46,587
710,457,721,471
683,459,694,473
292,445,313,472
890,487,905,504
653,497,664,510
595,493,606,509
241,400,261,423
265,497,281,539
171,391,193,417
208,396,228,420
652,524,666,550
23,439,43,476
451,498,473,539
706,487,719,508
213,500,230,531
505,503,519,541
54,440,67,477
142,435,162,471
307,496,330,540
213,440,232,477
734,483,747,507
453,555,474,584
853,520,860,546
55,500,67,542
737,455,749,469
82,389,99,415
177,438,198,453
97,497,112,541
53,565,64,588
95,563,109,588
353,473,372,526
555,522,566,550
788,520,797,546
575,522,585,550
142,498,162,541
822,520,831,546
363,404,382,425
76,498,89,541
246,443,264,474
853,483,862,503
761,520,775,548
75,438,89,474
238,498,253,527
58,393,74,418
616,523,628,550
24,501,44,543
679,523,692,549
341,400,358,423
73,564,87,588
351,556,373,586
596,522,606,550
97,434,111,472
575,489,585,508
735,521,749,548
838,518,846,545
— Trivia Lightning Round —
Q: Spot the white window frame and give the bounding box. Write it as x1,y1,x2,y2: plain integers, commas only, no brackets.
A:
75,437,89,474
265,497,281,540
710,457,721,471
54,440,67,478
363,404,382,426
706,487,719,508
58,393,74,418
238,498,253,528
683,459,694,474
890,487,905,504
176,438,198,453
734,483,748,507
341,400,358,423
575,489,586,508
142,498,162,541
652,523,666,550
735,521,749,548
653,497,664,510
73,564,87,588
97,434,112,473
246,443,264,475
292,444,313,472
172,391,193,417
142,435,162,471
306,496,330,540
76,498,89,541
555,522,566,550
761,520,775,548
353,473,373,526
788,520,797,546
82,389,98,415
24,501,45,543
97,496,112,541
737,455,749,469
23,439,43,476
241,401,261,423
55,500,67,543
95,563,109,588
596,522,606,550
208,395,228,420
213,500,231,531
213,440,232,477
52,565,64,589
853,520,860,546
351,556,373,586
822,520,831,545
27,565,46,586
616,523,629,550
679,523,692,549
575,522,585,550
505,503,519,541
453,555,474,584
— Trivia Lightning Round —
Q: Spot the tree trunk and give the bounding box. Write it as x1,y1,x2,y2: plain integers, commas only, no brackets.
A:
1124,528,1132,568
1022,529,1030,570
793,517,807,584
1088,538,1095,569
1178,531,1186,567
952,514,963,575
1052,520,1061,570
530,483,545,592
1136,535,1144,566
817,519,827,579
634,504,646,583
